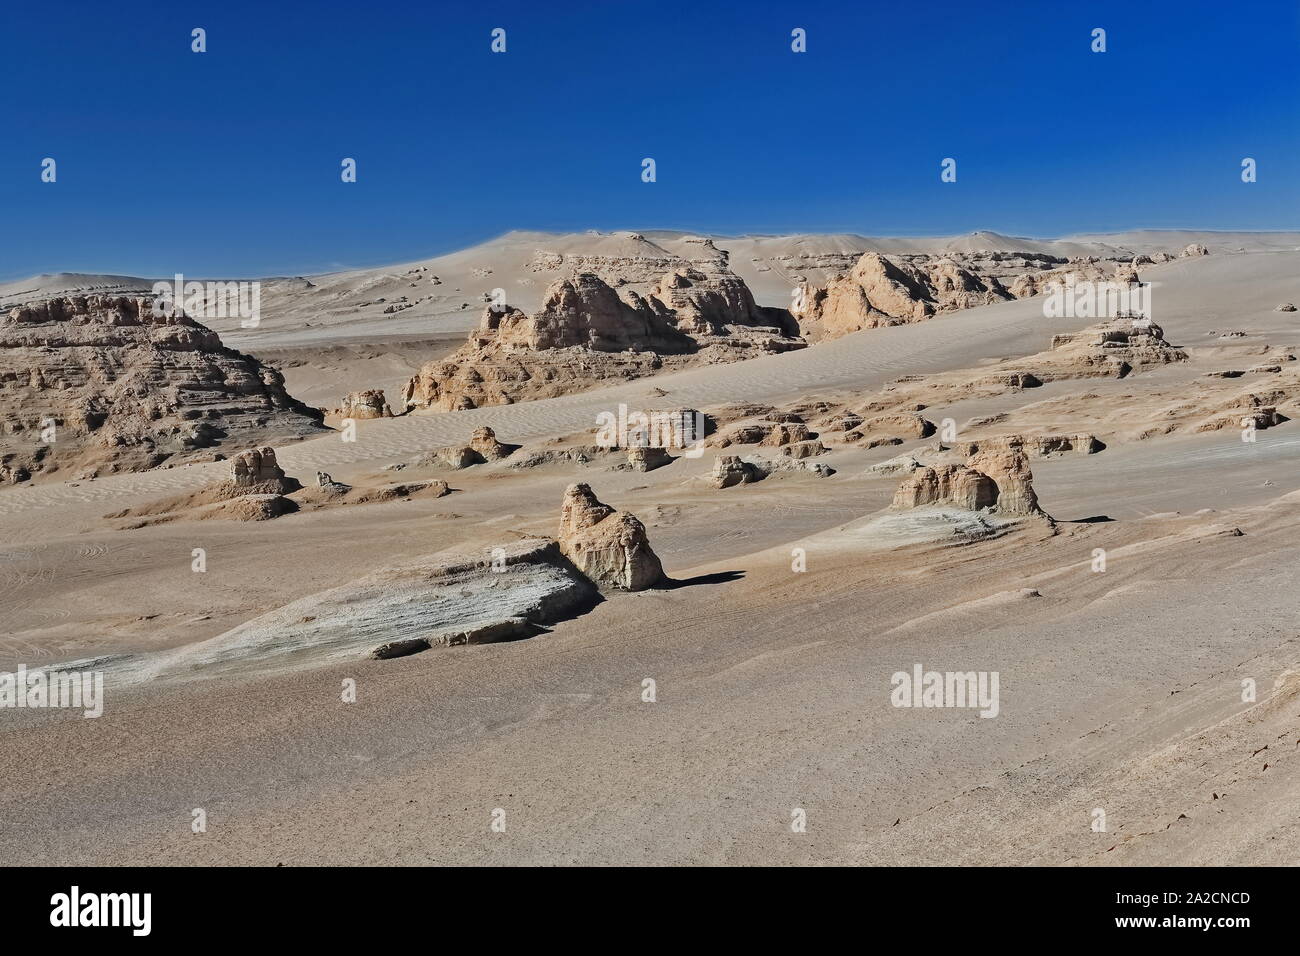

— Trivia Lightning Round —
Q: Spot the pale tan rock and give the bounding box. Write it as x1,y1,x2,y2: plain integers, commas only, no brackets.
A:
1041,319,1186,380
469,426,515,461
891,441,1045,518
710,455,759,488
847,414,936,443
626,446,672,472
0,295,323,482
865,453,923,477
794,253,934,341
892,464,998,511
780,439,827,460
337,389,392,419
1182,243,1209,257
794,252,1024,342
709,423,770,447
958,434,1102,458
759,422,812,447
557,483,663,590
402,270,802,411
967,444,1043,516
711,453,833,487
348,479,450,505
229,446,301,494
425,426,518,469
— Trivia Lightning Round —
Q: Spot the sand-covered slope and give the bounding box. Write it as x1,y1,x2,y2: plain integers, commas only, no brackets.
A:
1,245,1298,866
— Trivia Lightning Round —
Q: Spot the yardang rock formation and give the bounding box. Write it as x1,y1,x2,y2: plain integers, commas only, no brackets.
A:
0,295,323,483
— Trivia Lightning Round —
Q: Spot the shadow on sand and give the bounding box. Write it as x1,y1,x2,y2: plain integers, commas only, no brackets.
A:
659,570,746,589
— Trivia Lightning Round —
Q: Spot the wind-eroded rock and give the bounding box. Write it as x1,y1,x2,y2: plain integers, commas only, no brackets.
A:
1040,319,1187,380
793,253,1014,342
892,443,1045,518
230,446,301,494
408,426,521,470
709,453,834,488
558,483,664,590
146,539,600,673
892,464,998,511
0,295,323,483
626,446,672,471
336,389,392,419
401,270,803,411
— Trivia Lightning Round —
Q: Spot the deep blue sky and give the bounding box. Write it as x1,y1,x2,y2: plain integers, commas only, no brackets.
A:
2,0,1297,278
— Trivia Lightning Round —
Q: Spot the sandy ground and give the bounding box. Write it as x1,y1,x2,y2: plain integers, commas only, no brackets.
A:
1,242,1298,865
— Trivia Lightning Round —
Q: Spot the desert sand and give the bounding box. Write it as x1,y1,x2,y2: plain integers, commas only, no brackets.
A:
2,231,1298,865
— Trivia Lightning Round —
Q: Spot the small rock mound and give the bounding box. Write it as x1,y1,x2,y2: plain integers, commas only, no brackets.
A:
1276,303,1297,312
558,483,664,591
420,426,520,469
337,389,392,419
626,446,672,472
709,454,834,488
229,446,301,496
469,426,515,461
210,493,298,522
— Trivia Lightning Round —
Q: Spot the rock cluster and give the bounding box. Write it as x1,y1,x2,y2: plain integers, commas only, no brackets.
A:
401,269,803,411
0,295,323,482
793,253,1017,341
791,249,1169,344
709,453,834,488
557,483,664,590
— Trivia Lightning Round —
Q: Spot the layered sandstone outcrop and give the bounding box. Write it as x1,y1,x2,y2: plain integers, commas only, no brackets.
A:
1038,319,1187,380
401,269,803,411
558,483,664,590
956,434,1103,458
892,464,998,511
0,295,323,483
167,539,600,670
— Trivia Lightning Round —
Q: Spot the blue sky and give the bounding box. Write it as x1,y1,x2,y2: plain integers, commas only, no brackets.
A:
2,0,1297,278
